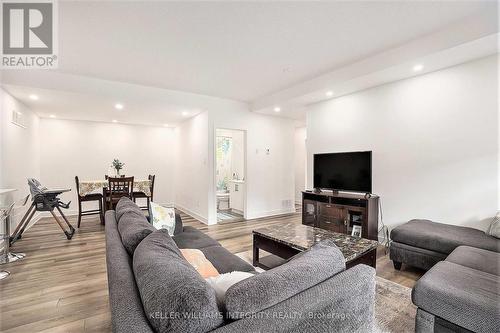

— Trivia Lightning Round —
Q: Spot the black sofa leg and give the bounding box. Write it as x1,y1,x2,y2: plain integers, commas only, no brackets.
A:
393,261,402,270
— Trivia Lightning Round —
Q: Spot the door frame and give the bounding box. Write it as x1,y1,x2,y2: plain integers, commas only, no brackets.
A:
213,128,247,223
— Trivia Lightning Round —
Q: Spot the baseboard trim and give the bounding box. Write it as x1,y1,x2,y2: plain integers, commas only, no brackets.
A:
10,211,45,234
9,207,47,234
37,209,79,218
231,208,243,215
19,203,291,227
246,208,296,220
174,204,209,225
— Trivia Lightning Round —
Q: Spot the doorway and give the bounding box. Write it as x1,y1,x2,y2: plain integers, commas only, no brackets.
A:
215,128,245,223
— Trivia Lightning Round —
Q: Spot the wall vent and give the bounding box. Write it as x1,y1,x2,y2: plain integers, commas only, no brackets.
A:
11,109,27,128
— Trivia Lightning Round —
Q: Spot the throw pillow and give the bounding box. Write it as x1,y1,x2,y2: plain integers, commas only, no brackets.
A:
205,271,254,310
149,201,176,236
180,249,220,278
487,211,500,239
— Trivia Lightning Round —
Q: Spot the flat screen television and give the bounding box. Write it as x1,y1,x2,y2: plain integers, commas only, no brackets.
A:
313,151,372,193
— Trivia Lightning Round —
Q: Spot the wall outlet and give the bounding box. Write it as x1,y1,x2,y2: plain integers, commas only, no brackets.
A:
281,199,293,208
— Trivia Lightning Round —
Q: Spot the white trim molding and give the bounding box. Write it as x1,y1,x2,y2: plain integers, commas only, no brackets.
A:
174,203,210,225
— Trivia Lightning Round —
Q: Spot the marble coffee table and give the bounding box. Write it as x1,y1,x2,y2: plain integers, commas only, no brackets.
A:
252,222,378,270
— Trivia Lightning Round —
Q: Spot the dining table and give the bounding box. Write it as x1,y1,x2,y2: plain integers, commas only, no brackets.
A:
78,179,152,197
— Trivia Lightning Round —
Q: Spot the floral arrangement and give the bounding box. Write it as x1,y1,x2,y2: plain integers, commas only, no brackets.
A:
111,159,125,175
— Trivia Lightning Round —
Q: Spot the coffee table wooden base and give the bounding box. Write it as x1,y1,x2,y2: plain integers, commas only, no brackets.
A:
253,233,376,270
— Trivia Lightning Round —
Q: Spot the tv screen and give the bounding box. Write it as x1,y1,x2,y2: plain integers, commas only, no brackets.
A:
313,151,372,193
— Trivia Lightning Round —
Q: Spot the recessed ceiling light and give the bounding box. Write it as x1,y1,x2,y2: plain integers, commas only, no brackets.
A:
326,91,333,97
274,107,281,112
112,119,118,123
163,123,169,127
29,94,39,100
49,114,56,118
114,103,124,110
182,111,189,116
413,64,424,72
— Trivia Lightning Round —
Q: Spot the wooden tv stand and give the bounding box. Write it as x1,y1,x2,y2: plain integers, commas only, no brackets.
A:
302,191,379,241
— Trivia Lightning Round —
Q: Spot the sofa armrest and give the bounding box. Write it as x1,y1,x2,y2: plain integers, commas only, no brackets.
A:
105,211,154,333
225,240,346,315
174,212,183,235
213,264,375,333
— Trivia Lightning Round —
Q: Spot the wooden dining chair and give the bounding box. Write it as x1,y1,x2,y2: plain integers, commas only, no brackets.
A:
105,175,125,179
106,176,134,210
103,175,126,205
133,175,155,211
75,176,104,227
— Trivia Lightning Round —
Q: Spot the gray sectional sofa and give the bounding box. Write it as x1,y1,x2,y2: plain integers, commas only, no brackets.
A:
390,219,499,270
413,246,499,333
390,219,500,333
105,198,377,333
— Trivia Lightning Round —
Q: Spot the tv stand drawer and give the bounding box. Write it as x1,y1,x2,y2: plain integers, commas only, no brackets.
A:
318,203,345,217
318,217,346,233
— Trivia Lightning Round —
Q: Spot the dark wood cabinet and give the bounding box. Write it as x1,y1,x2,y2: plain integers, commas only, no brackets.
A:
301,191,379,241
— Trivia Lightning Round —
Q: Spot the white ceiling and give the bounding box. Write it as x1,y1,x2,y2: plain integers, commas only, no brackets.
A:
54,1,496,102
1,1,498,125
2,85,196,127
1,71,245,127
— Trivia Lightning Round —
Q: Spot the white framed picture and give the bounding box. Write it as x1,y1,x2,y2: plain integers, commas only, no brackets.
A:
351,225,362,237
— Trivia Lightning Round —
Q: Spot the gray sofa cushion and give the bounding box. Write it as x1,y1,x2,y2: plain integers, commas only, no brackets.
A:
391,219,500,254
412,261,500,333
116,197,145,222
200,245,255,274
173,226,220,249
446,245,500,276
133,229,223,333
118,208,156,256
225,240,346,316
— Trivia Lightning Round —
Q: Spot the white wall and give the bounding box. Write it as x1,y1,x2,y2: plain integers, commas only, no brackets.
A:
174,112,210,222
39,119,176,214
306,55,498,232
498,56,500,210
0,87,296,229
0,88,41,228
208,107,296,224
174,104,295,225
294,127,306,203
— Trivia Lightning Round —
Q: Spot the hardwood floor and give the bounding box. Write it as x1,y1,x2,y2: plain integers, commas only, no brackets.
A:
1,210,424,332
